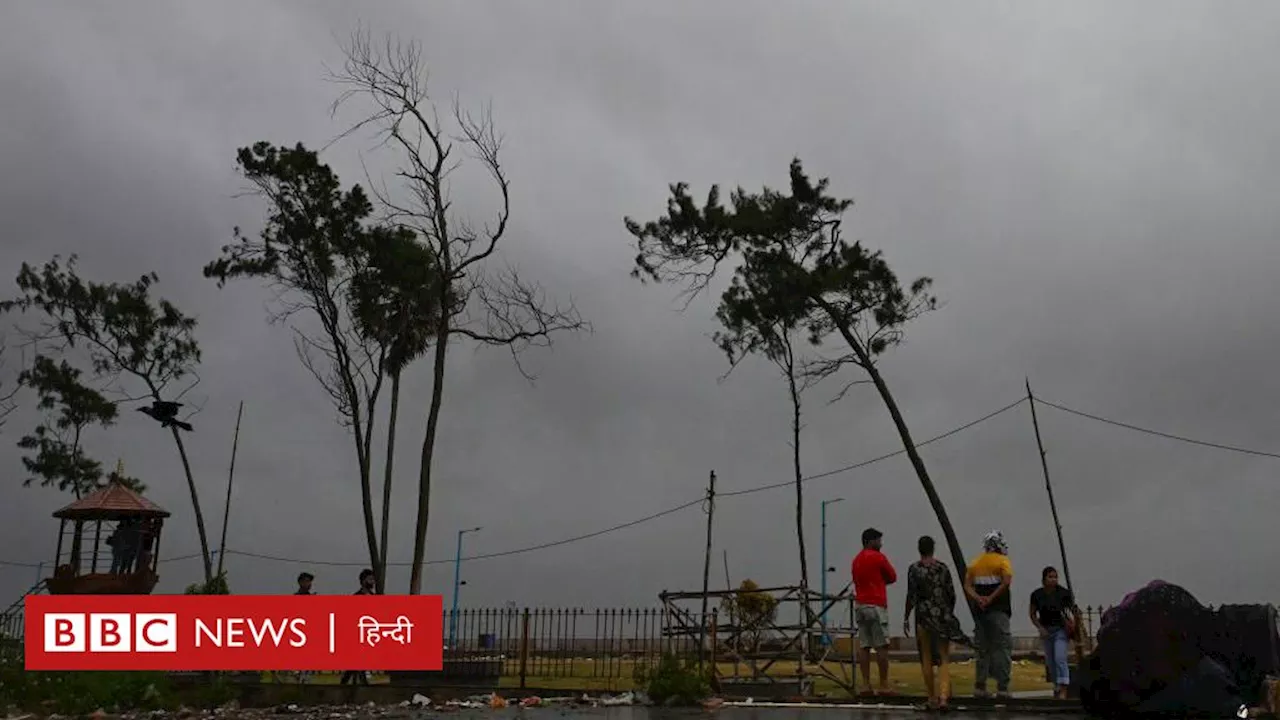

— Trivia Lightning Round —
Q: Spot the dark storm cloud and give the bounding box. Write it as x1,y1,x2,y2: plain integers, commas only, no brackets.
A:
2,1,1279,629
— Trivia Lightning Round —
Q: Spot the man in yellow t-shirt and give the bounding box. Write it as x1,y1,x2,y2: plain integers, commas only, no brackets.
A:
965,530,1013,699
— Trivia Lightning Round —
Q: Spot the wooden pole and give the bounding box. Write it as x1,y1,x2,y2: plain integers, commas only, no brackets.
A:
1026,379,1087,665
215,401,244,579
1025,380,1073,590
699,470,716,668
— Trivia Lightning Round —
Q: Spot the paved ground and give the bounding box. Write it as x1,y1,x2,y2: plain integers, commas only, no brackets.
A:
30,704,1078,720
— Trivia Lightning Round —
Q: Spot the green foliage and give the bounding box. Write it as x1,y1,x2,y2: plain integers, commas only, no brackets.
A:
347,227,448,374
206,141,446,376
204,142,376,292
633,652,712,706
15,355,117,495
625,159,936,372
2,256,201,389
184,571,230,595
104,465,148,494
721,579,779,652
0,662,172,714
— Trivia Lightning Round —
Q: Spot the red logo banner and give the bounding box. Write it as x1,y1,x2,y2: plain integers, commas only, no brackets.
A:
23,595,444,671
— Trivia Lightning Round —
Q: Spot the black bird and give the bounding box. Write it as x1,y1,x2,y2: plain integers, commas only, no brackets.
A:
137,401,194,432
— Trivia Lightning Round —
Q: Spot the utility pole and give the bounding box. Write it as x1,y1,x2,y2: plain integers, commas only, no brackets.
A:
699,470,716,667
1026,379,1074,591
216,401,244,579
449,526,482,650
819,497,844,647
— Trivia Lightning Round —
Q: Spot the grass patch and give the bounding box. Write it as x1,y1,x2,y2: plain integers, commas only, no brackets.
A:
1,661,240,714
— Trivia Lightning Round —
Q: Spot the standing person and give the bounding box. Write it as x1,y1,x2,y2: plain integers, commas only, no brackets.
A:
134,520,153,573
904,535,971,711
116,518,141,574
852,527,898,697
106,525,125,574
295,572,315,595
1030,566,1077,699
965,530,1014,700
340,569,377,686
289,572,316,684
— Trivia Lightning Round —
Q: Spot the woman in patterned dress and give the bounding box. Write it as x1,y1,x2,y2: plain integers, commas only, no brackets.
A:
904,535,972,711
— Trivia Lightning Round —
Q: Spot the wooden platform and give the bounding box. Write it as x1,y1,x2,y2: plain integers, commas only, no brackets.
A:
45,571,158,595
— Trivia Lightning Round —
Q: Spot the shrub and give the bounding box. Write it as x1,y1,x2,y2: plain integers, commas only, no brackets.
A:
0,661,172,714
185,571,230,595
634,652,712,706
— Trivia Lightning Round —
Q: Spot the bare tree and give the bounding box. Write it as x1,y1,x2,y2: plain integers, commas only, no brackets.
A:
331,31,588,593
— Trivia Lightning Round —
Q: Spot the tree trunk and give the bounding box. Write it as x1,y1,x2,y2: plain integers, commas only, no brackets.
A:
409,324,450,595
72,425,84,499
787,365,809,594
168,427,213,583
820,305,976,622
358,389,382,589
786,361,811,675
378,371,401,594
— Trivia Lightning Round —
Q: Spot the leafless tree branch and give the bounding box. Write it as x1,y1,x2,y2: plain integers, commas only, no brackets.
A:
329,28,590,594
0,338,19,429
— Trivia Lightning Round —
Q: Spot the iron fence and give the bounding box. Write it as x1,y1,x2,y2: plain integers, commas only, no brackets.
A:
441,607,698,687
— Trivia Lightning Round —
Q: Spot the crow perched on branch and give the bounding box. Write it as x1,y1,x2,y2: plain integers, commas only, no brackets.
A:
137,400,193,432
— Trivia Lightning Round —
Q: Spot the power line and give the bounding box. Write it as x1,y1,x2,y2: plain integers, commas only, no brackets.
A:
0,551,219,570
720,396,1028,497
1034,397,1280,460
1,396,1027,572
227,497,708,568
223,396,1027,568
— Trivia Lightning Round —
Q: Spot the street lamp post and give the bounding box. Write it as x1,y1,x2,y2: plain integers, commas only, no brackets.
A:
819,497,844,647
449,526,482,650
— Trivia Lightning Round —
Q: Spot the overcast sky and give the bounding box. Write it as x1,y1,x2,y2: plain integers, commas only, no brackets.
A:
2,2,1279,634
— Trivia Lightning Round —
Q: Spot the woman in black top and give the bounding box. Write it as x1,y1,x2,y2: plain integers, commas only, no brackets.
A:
1029,566,1077,699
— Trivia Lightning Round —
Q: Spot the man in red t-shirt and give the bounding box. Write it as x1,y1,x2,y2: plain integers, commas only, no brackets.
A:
852,527,898,695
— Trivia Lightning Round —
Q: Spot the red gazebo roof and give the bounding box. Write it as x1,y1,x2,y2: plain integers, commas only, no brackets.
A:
53,480,170,520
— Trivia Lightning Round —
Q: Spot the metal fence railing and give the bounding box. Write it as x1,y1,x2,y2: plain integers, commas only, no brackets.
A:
439,608,698,687
0,580,44,664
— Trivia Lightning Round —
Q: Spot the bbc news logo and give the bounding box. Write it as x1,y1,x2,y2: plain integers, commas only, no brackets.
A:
45,613,178,652
25,595,442,671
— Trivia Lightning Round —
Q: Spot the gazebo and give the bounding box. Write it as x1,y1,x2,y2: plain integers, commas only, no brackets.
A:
47,473,170,595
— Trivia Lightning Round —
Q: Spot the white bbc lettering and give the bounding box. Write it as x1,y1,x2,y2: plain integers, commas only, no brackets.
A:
89,613,132,652
45,613,85,652
134,614,177,652
42,613,176,653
